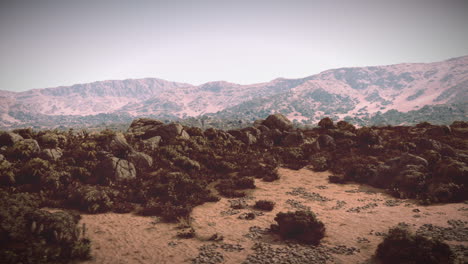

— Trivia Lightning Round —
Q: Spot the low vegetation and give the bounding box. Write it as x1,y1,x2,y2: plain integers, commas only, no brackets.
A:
0,114,466,262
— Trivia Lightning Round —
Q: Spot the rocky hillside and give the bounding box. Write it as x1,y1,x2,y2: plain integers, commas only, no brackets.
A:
0,56,467,129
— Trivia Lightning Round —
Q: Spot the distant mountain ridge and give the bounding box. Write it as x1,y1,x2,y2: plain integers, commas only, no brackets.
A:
1,56,467,129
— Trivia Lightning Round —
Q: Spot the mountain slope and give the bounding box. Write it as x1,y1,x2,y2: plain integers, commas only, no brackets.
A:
1,56,467,128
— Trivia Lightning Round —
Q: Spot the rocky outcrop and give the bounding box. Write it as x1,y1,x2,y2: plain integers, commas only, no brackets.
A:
128,118,164,138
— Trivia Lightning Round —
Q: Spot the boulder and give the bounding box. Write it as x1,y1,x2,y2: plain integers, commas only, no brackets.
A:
128,151,153,169
282,131,305,147
109,157,137,181
110,133,133,157
128,118,164,137
262,114,293,131
41,148,63,161
179,130,191,140
142,136,162,152
0,132,23,147
228,130,257,145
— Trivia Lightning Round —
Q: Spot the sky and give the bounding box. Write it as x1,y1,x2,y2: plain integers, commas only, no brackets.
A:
1,0,467,92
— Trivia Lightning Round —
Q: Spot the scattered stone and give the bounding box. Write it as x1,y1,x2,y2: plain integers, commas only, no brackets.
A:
220,243,244,252
286,199,311,211
220,209,240,216
244,226,270,240
357,237,370,243
315,185,328,190
208,233,224,242
168,241,178,247
192,244,224,264
384,199,404,207
458,207,468,211
243,242,332,264
374,232,387,237
416,220,468,242
346,203,378,213
413,208,421,213
238,212,256,220
286,187,332,202
331,200,347,210
229,199,248,209
328,245,360,255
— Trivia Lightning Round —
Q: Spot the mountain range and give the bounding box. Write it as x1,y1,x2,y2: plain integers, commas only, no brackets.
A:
1,56,467,129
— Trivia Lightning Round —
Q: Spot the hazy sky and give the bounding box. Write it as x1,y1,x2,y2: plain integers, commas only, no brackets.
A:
1,0,467,91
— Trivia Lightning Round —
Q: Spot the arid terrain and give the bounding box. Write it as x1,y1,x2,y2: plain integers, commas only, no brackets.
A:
81,168,468,264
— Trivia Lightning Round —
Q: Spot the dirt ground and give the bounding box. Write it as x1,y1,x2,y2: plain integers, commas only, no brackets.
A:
80,167,468,264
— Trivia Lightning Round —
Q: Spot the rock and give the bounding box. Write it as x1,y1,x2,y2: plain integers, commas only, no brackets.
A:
127,118,164,137
180,130,191,140
111,158,137,181
128,151,153,169
0,154,4,161
262,114,293,131
41,148,63,161
386,153,428,168
0,132,23,147
142,136,162,151
155,123,183,139
110,133,132,157
99,154,137,182
282,131,305,147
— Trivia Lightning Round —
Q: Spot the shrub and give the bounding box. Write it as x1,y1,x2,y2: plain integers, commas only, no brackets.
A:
254,200,275,211
233,177,255,189
0,191,91,264
68,185,114,214
376,225,454,264
273,210,325,245
174,156,201,171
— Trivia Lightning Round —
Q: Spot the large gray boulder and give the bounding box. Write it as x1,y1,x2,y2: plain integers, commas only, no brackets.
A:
109,157,137,181
41,148,63,161
262,114,293,131
141,136,162,152
0,132,23,147
128,151,153,169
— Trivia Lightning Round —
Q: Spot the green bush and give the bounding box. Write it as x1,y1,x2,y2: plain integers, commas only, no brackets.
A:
376,225,454,264
273,210,325,245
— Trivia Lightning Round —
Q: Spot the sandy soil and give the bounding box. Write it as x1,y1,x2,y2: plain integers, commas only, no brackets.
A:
80,168,468,264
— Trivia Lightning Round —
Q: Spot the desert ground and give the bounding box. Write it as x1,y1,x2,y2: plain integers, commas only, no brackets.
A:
80,168,468,264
